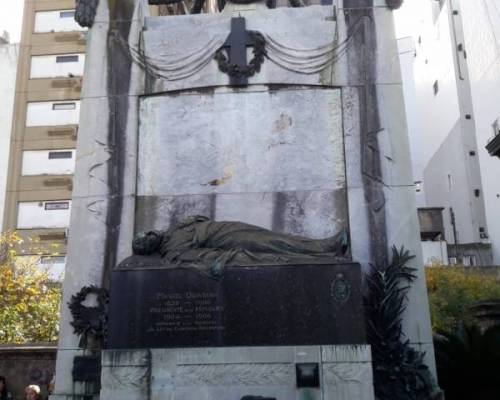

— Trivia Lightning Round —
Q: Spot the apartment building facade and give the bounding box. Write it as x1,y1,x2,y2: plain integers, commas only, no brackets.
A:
400,0,500,265
2,0,86,279
0,33,19,230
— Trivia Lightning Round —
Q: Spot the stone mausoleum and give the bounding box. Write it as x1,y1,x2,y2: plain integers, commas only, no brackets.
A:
50,1,436,399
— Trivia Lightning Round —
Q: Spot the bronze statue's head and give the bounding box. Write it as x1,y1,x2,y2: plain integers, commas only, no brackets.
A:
132,231,162,255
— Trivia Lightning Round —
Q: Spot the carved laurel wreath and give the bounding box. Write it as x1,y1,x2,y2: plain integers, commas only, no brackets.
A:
68,286,108,348
215,32,267,78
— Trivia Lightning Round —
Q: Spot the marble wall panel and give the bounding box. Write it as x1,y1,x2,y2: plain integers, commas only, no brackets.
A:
138,87,345,196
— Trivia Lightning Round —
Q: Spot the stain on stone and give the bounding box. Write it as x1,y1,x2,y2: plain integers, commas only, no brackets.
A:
272,191,348,239
202,168,233,187
282,192,307,235
272,192,287,233
273,112,293,132
103,0,136,286
268,113,293,150
266,83,308,94
209,193,216,220
135,195,215,235
344,0,389,266
206,179,223,186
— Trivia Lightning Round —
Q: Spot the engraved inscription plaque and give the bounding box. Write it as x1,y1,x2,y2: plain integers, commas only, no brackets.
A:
107,263,366,349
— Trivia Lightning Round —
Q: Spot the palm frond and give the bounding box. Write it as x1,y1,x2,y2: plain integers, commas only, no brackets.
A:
365,246,442,400
434,324,500,399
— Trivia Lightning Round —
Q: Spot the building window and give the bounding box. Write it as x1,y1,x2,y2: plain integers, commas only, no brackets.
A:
447,174,453,191
48,151,73,159
45,201,70,211
59,10,75,18
433,80,439,95
30,54,85,79
52,102,76,111
479,227,489,239
40,256,66,264
34,10,84,33
56,55,79,63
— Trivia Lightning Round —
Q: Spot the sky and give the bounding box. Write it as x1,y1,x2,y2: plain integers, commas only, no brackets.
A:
394,0,419,39
0,2,25,43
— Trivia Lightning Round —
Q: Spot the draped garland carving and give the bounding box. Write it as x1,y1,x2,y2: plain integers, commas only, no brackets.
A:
127,35,229,81
120,16,369,82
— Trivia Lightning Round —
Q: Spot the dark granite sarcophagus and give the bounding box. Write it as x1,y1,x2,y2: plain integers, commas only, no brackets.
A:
107,261,366,349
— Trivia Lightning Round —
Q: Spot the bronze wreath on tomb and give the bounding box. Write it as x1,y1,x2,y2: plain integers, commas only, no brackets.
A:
68,286,108,348
215,32,266,79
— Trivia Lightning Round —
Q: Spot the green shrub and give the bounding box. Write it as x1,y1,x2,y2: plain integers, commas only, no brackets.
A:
426,266,500,332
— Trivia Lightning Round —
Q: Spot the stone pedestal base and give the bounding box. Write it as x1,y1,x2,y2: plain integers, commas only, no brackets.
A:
99,345,374,400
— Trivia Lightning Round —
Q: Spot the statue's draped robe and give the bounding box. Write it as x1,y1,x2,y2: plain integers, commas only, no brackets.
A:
159,217,347,272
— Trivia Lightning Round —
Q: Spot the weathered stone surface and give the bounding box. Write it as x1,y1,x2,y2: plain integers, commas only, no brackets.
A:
138,88,345,196
135,189,347,238
323,363,374,400
99,345,374,400
137,87,347,236
100,350,150,400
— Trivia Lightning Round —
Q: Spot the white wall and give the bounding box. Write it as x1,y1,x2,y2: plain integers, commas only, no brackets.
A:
17,200,71,229
30,54,85,79
0,42,19,230
398,36,426,207
34,10,85,33
26,100,80,127
21,150,76,176
422,241,449,266
423,121,477,243
459,0,500,263
399,0,490,251
412,0,461,168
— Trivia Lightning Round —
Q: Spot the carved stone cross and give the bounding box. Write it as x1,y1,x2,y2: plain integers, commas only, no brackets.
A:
218,17,265,86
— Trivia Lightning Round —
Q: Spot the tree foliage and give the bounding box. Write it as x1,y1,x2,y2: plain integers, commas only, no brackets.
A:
426,266,500,332
0,232,61,344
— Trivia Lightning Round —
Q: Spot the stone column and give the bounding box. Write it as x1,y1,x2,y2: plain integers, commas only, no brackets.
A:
340,0,436,374
51,0,145,398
